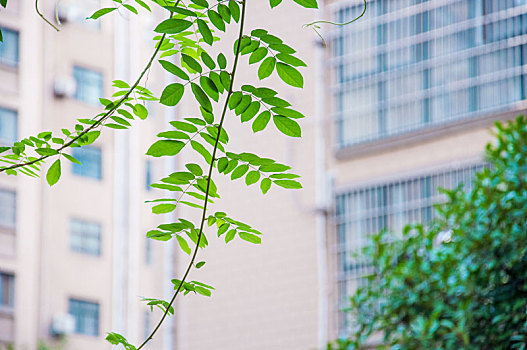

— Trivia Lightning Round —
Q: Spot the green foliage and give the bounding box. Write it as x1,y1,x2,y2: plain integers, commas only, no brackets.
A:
329,116,527,350
4,0,323,348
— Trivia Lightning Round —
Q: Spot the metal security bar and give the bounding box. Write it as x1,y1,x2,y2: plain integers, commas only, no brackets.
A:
330,0,527,147
334,162,484,334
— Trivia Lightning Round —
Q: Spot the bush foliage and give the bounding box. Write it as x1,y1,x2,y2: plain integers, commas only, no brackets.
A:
329,116,527,350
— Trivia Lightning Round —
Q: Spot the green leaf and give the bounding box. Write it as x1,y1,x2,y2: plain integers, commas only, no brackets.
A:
123,4,138,14
157,131,189,140
276,62,303,88
239,232,261,244
270,0,283,8
182,54,202,73
274,179,302,189
273,116,301,137
190,0,208,7
62,153,81,165
160,83,185,106
186,163,203,176
208,10,225,31
133,104,148,119
191,140,212,163
276,53,307,67
195,261,206,269
176,235,191,255
154,19,193,34
191,83,212,112
260,163,291,172
241,102,260,122
170,121,198,133
217,157,229,173
217,53,227,69
159,60,190,80
46,159,61,186
0,0,6,8
195,286,212,297
225,229,236,243
200,76,219,102
36,148,59,156
293,0,318,8
258,57,276,80
229,0,240,22
135,0,151,11
231,164,249,180
249,47,268,64
218,4,231,22
152,203,177,214
245,171,260,186
220,71,231,90
200,51,216,70
146,140,185,157
260,178,272,194
272,107,306,119
234,95,252,116
228,91,243,110
88,7,117,19
197,19,213,45
252,111,271,133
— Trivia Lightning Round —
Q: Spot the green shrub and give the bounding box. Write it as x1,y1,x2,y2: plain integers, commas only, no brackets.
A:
329,116,527,350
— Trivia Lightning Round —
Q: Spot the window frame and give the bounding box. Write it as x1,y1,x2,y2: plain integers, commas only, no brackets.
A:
70,218,102,256
72,65,104,106
0,27,19,68
0,106,18,145
71,146,103,180
68,298,100,336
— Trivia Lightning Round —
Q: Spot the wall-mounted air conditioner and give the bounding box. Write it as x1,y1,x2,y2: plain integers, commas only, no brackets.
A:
50,314,75,337
54,76,76,99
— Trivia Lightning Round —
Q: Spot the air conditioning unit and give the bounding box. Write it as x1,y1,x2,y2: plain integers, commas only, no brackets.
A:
54,76,76,99
56,1,83,24
50,314,75,337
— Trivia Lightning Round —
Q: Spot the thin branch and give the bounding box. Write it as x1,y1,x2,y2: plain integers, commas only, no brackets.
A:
304,0,367,28
135,1,247,348
0,9,177,173
35,0,60,31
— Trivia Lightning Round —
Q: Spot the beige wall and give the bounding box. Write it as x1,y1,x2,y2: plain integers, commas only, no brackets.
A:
173,1,322,350
0,0,172,348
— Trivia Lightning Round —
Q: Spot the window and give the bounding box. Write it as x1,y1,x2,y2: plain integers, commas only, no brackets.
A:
70,218,101,256
0,272,14,308
0,107,17,144
0,28,19,67
73,66,103,105
145,239,152,265
144,311,150,339
332,0,527,147
145,160,152,191
69,298,99,336
0,190,15,230
334,163,484,334
72,146,102,180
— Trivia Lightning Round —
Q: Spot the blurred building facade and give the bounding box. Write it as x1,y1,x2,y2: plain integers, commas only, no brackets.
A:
0,0,175,349
1,0,526,350
326,0,527,339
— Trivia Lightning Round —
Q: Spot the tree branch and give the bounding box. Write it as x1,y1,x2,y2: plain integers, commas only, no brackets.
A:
0,7,178,173
135,1,247,348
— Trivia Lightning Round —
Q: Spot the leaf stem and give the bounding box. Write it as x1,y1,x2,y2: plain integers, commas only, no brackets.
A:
35,0,60,31
135,0,247,348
